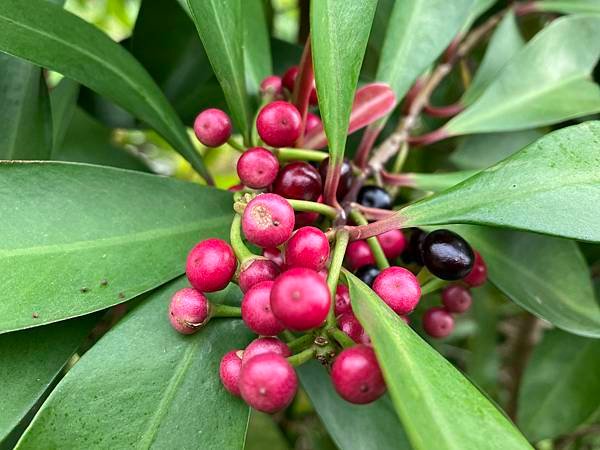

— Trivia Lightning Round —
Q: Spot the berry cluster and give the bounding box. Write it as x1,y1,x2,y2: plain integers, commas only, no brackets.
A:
168,64,488,414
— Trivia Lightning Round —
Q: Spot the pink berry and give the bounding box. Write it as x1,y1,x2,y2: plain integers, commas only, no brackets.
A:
186,239,236,292
331,345,386,404
285,226,330,271
376,230,406,259
242,281,286,336
337,312,364,343
345,240,375,271
273,161,323,202
242,193,295,248
295,210,319,227
263,247,284,267
242,337,291,365
260,75,283,96
334,284,352,316
239,353,298,413
237,147,279,189
463,251,487,287
239,258,281,293
193,108,232,147
270,267,331,331
372,266,421,315
441,285,472,313
168,288,210,334
422,307,455,338
282,66,299,92
305,112,321,134
220,350,243,396
256,101,302,148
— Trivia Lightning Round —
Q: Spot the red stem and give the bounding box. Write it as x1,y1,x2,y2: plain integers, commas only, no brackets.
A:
407,128,451,147
354,123,384,169
515,1,540,16
344,214,405,240
402,77,426,114
380,171,415,187
423,102,464,118
324,160,342,209
293,38,314,148
350,203,395,221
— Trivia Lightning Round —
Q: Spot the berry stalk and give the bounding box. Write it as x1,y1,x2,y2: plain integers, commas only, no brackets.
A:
211,304,242,318
328,327,355,349
276,147,329,162
229,214,255,263
326,230,350,327
349,209,390,270
288,199,338,220
287,347,315,367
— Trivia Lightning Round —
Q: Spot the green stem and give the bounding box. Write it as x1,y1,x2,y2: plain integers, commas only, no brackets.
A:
392,140,409,173
287,347,315,367
328,328,355,349
288,199,338,220
211,304,241,318
276,148,328,162
416,266,433,285
230,214,254,263
287,333,314,352
281,330,296,343
349,210,390,270
421,277,448,295
326,230,350,327
227,138,245,152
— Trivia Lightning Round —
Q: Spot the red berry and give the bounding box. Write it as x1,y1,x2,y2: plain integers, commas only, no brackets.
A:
186,239,236,292
331,345,386,404
285,226,330,271
305,112,321,134
256,101,302,148
345,240,375,271
463,251,487,287
242,193,295,248
193,108,232,147
372,266,421,315
422,307,455,338
237,147,279,189
334,284,352,316
270,267,331,331
282,66,299,92
263,247,284,267
309,87,318,105
239,258,281,293
168,288,210,334
239,353,298,413
220,350,243,396
242,281,286,336
273,161,322,202
318,158,353,200
441,285,472,313
376,230,406,259
337,312,364,343
295,210,319,227
260,75,283,96
242,337,291,365
228,183,244,192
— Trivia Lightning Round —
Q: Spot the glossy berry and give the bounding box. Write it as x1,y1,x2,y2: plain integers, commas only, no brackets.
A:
282,66,299,92
422,307,455,338
242,337,291,365
334,284,352,316
220,350,243,396
463,251,487,287
305,112,322,134
270,267,331,331
273,161,322,202
319,157,353,200
242,193,295,248
357,185,392,210
256,101,302,148
285,226,330,271
355,264,380,287
295,210,319,227
345,240,375,271
263,247,284,267
421,229,474,280
337,312,365,343
242,281,285,336
372,266,421,315
239,353,298,414
186,238,236,292
402,228,426,265
441,285,472,313
331,345,386,404
260,75,283,96
377,229,406,259
237,147,279,189
193,108,232,147
168,288,210,334
239,258,281,293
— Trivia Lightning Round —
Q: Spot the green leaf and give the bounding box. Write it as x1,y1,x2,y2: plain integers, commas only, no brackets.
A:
395,121,600,242
0,53,52,159
375,0,474,101
537,0,600,14
186,0,252,142
462,0,496,31
243,0,272,96
244,412,290,450
310,0,377,171
345,271,532,450
462,11,524,106
455,226,600,337
0,162,233,333
446,15,600,135
299,362,411,450
49,77,79,151
15,279,253,449
518,330,600,442
0,0,211,182
406,170,479,192
0,316,96,444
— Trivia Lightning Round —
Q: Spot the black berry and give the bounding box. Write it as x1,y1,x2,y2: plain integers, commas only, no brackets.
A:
357,185,392,210
355,264,380,287
421,229,474,280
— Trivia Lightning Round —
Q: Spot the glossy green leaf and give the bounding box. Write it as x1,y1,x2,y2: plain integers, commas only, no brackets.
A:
245,412,290,450
0,162,233,333
462,0,496,31
0,316,96,444
299,362,411,450
310,0,377,171
455,226,600,337
49,77,79,151
0,0,211,182
518,330,600,442
395,121,600,242
446,16,600,135
16,279,253,449
407,170,479,192
345,271,532,450
243,0,272,96
462,11,524,105
537,0,600,14
187,0,252,142
0,53,52,159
